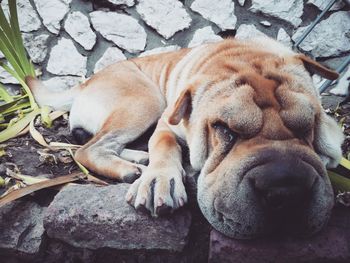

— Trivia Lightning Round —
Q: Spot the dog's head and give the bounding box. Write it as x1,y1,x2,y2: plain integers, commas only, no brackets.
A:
168,38,344,239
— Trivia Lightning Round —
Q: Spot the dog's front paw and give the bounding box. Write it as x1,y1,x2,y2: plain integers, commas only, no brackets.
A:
125,166,187,216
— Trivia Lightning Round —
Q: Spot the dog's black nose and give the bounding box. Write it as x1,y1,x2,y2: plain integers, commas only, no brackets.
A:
252,159,315,210
261,185,308,209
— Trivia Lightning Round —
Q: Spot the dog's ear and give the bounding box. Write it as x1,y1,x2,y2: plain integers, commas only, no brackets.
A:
168,89,192,125
296,54,339,80
314,111,344,168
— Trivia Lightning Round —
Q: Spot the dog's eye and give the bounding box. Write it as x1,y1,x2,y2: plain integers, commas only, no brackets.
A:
212,121,238,144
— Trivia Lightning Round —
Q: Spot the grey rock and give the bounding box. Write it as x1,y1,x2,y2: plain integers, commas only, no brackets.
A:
139,45,181,57
322,56,348,70
64,11,97,51
250,0,303,28
312,74,325,90
191,0,237,30
33,0,72,34
108,0,135,7
277,28,292,48
136,0,192,39
209,208,350,263
329,66,350,96
90,11,147,53
307,0,344,11
43,76,82,92
0,64,19,84
1,0,41,33
188,26,222,48
44,184,191,251
260,21,271,27
23,33,50,64
292,11,350,58
0,200,46,255
235,24,267,40
47,38,87,76
238,0,246,6
94,47,126,73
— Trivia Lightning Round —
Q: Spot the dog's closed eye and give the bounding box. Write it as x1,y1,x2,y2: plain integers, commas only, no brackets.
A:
212,121,239,145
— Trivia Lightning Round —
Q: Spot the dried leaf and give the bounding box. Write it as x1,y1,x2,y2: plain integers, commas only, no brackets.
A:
6,169,48,185
0,172,86,207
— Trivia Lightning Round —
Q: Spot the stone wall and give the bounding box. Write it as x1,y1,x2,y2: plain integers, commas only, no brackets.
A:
0,0,349,94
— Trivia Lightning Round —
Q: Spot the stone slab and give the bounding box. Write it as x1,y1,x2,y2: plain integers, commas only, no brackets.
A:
44,184,191,252
0,200,46,255
209,208,350,263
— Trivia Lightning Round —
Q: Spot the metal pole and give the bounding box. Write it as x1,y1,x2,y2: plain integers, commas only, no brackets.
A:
319,55,350,93
294,0,338,48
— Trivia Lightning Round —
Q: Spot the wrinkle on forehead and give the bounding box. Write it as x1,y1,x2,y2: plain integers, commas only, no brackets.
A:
220,85,263,137
276,84,318,135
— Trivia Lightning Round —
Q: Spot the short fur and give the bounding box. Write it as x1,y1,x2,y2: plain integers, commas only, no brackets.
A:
26,37,344,239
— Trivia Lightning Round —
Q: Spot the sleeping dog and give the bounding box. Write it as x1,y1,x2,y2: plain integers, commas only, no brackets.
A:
27,36,344,239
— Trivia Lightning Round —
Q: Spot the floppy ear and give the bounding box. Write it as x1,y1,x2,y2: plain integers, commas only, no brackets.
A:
168,89,192,125
296,54,339,80
314,111,344,168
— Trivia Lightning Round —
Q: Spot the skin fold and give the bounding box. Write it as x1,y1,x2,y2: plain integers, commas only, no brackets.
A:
26,36,344,239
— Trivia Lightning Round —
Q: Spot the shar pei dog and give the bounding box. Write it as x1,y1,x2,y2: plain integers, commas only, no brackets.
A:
27,36,344,239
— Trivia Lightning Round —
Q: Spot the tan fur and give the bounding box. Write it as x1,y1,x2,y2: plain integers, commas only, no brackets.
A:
27,37,343,238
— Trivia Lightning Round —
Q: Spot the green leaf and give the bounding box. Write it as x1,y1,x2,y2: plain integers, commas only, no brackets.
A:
0,107,40,143
339,157,350,170
0,84,14,103
0,98,22,112
0,31,26,79
68,148,90,175
40,105,52,128
0,63,37,109
328,170,350,192
8,0,35,76
1,100,31,116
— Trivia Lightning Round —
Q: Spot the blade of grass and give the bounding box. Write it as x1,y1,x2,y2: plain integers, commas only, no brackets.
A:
40,105,52,127
0,98,22,112
67,148,108,185
0,62,37,109
0,32,25,79
339,157,350,170
0,6,23,71
0,2,32,77
1,100,30,116
328,170,350,192
8,0,34,76
68,148,89,175
7,169,49,185
0,84,14,102
0,107,40,143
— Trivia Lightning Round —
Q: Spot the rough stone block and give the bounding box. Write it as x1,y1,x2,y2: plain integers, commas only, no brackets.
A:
44,184,191,252
209,208,350,263
0,200,46,255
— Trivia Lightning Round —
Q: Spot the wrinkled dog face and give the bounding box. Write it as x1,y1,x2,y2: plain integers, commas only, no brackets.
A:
186,55,344,239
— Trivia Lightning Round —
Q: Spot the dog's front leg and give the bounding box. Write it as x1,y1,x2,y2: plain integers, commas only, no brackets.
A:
126,117,187,216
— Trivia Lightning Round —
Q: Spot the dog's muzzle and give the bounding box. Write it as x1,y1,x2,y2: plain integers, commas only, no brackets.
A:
197,149,334,239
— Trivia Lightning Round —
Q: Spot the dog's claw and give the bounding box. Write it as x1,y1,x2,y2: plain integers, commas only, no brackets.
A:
157,197,164,207
126,167,187,217
156,204,172,216
179,197,184,207
136,203,149,214
125,193,133,203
